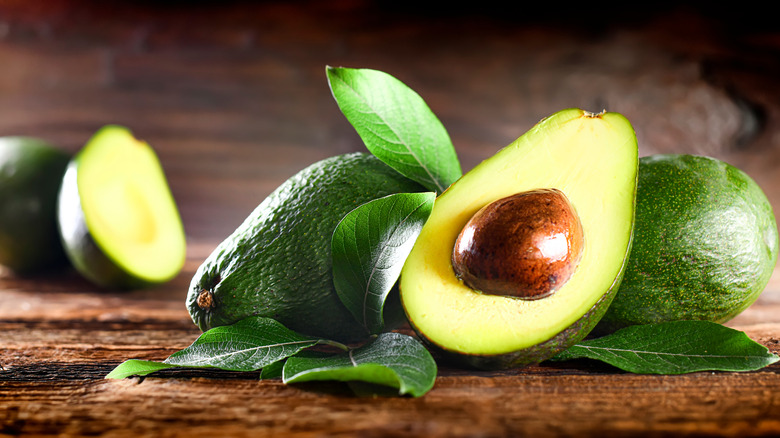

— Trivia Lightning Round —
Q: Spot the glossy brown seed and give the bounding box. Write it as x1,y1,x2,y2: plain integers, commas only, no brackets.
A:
451,188,584,300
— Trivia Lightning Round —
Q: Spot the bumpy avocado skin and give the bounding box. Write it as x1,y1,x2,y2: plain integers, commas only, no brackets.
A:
187,152,425,342
598,154,779,332
0,137,70,273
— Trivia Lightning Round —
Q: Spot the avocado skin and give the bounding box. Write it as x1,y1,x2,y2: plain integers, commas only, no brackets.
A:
0,137,70,273
187,152,425,342
598,154,779,332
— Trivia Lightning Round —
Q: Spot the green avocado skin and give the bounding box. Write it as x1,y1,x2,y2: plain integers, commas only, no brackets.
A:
598,154,779,332
187,152,425,342
0,137,70,273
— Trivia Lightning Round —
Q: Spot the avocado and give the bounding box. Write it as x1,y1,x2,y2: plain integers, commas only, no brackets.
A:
0,137,70,273
399,109,638,369
187,152,425,342
598,154,779,331
57,125,186,289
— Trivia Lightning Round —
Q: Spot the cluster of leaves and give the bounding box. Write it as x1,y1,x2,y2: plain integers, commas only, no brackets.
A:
107,317,437,397
107,67,778,397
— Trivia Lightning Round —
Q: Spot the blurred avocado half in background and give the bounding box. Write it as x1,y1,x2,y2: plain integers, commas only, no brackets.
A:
57,125,187,289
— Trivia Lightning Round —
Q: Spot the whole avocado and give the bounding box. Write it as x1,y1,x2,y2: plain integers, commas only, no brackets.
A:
0,137,70,273
599,154,779,332
187,152,425,342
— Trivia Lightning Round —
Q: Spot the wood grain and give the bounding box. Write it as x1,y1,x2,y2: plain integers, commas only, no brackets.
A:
3,247,779,437
1,1,779,436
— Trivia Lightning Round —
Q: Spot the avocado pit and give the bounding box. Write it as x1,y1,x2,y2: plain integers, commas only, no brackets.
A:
451,188,584,300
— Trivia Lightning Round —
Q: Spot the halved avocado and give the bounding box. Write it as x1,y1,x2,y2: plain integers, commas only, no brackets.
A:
399,108,638,369
57,126,186,289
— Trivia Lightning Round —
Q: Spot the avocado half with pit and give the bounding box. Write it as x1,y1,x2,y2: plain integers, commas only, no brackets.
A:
399,108,638,369
57,126,186,289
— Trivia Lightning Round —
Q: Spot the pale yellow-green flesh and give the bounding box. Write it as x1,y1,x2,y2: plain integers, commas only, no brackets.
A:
400,109,637,356
78,126,186,283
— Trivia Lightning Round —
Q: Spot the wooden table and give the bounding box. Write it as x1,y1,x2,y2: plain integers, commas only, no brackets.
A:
2,2,779,436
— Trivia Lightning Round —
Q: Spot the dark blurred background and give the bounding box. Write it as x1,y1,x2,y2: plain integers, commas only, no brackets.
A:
1,0,778,247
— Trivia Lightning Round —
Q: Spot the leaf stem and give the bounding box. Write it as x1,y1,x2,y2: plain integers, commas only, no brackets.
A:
317,339,351,352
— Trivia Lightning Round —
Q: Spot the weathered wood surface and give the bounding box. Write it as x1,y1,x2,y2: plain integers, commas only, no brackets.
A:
2,246,779,438
1,1,780,436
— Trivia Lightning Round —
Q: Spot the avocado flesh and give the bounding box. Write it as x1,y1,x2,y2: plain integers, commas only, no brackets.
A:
400,109,638,368
0,137,70,273
598,154,779,332
187,152,425,342
57,126,186,288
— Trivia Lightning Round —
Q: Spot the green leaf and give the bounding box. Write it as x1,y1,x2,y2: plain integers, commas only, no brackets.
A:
106,317,321,379
164,317,320,371
327,66,461,193
259,359,285,380
332,192,435,334
282,332,437,397
551,321,780,374
105,359,175,379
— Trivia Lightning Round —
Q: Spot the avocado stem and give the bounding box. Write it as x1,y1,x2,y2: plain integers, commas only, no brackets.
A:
583,109,606,118
197,289,215,310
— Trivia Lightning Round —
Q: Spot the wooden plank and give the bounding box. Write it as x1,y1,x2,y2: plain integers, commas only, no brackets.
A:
2,246,778,436
2,358,779,437
3,318,780,437
2,269,779,437
3,1,780,243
